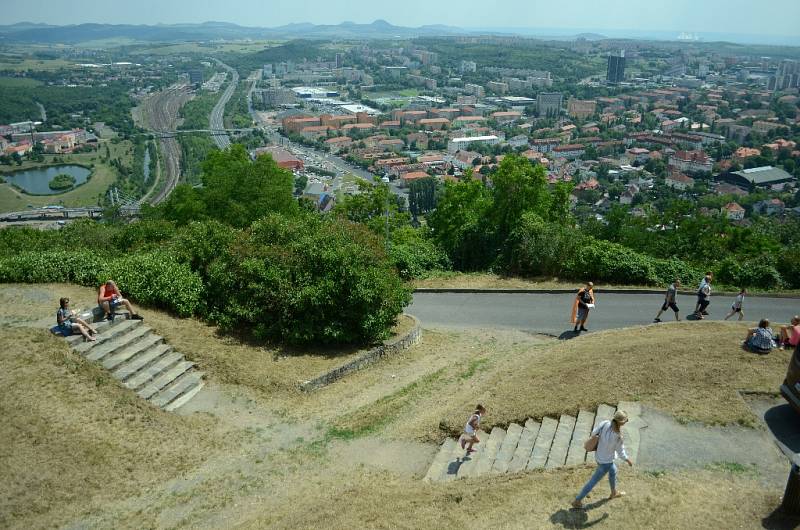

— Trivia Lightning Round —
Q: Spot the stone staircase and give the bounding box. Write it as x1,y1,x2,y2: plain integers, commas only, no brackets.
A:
62,311,205,411
424,402,645,482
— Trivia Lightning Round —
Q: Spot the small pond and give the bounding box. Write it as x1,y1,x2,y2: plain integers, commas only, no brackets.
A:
1,165,91,195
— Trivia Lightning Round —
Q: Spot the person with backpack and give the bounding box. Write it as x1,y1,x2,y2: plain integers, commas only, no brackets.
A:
654,279,681,322
571,410,633,510
693,275,712,319
571,282,595,333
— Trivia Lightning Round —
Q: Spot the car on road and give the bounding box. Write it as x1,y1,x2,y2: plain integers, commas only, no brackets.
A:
782,345,800,416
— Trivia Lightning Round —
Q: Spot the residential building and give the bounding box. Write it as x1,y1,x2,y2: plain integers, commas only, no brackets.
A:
551,144,585,160
723,202,746,221
665,172,695,191
324,136,353,154
537,93,563,118
262,88,296,108
487,81,509,94
447,135,500,153
567,99,597,120
254,146,304,170
188,69,204,86
753,198,786,216
668,150,713,173
464,84,485,97
400,171,430,187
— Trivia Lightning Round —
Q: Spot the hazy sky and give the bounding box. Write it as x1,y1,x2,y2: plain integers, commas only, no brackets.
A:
5,0,800,37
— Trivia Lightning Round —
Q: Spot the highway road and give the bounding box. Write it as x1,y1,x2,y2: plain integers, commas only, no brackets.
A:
409,292,800,336
210,60,239,150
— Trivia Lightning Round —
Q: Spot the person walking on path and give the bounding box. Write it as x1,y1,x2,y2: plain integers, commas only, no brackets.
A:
693,272,713,316
572,410,633,510
779,316,800,350
693,275,712,319
459,404,486,454
654,279,681,322
724,289,747,321
572,282,595,333
57,297,97,341
98,280,144,321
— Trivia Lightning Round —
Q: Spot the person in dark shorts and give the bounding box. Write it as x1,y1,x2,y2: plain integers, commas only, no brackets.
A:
724,288,746,321
572,282,595,333
654,280,681,322
693,275,712,319
98,280,143,321
693,272,713,316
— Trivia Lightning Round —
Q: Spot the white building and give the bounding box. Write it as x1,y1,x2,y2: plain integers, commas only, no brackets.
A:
447,135,500,153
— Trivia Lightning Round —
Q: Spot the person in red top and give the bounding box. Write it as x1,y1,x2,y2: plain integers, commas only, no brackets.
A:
98,280,143,321
780,316,800,350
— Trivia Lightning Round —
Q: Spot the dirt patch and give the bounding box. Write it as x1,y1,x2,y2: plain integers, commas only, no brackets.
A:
328,436,437,476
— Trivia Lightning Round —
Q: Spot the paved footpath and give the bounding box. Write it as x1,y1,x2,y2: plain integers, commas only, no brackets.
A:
409,292,800,336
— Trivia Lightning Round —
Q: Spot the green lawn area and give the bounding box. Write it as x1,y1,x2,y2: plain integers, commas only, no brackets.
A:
132,41,281,56
0,77,43,88
0,141,131,212
398,88,419,97
0,58,74,72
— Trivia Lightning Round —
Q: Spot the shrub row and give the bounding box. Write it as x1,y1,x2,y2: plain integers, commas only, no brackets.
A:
0,250,203,317
507,213,703,286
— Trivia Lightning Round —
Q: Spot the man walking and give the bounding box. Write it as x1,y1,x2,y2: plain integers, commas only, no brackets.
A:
572,282,595,333
654,279,681,322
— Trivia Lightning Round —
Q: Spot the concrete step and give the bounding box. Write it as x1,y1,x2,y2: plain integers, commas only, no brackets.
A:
122,350,183,390
101,334,163,371
423,438,458,482
456,429,489,479
593,404,616,431
567,409,595,465
472,427,506,476
545,414,576,469
527,417,558,470
148,369,204,409
112,344,173,381
492,423,524,474
137,361,194,400
164,378,206,412
84,325,151,362
508,419,540,474
617,401,646,464
74,319,141,355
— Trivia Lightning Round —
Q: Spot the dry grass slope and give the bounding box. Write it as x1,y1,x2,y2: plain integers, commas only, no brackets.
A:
435,322,791,436
0,328,223,530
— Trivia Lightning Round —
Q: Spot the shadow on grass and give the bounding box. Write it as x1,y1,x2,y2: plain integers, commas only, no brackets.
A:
213,325,376,360
551,498,610,528
558,330,582,340
762,507,800,529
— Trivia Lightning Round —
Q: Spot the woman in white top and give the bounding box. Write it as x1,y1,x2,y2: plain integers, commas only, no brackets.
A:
572,410,633,509
459,404,486,454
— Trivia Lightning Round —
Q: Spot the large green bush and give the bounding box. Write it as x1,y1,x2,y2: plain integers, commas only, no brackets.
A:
715,255,783,290
206,214,412,345
388,227,450,280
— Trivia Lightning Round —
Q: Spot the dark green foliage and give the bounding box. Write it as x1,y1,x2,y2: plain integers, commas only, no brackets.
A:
408,177,437,216
48,173,76,191
388,227,451,280
158,145,297,227
508,212,702,286
715,256,783,290
205,214,412,345
777,247,800,289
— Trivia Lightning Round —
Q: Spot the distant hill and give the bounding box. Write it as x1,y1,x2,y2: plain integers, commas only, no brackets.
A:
0,20,468,44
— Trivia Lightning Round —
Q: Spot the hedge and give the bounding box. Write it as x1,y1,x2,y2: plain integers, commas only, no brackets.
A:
0,250,203,317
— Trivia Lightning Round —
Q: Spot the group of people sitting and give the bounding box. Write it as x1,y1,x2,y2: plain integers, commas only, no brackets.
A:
744,316,800,354
55,280,143,341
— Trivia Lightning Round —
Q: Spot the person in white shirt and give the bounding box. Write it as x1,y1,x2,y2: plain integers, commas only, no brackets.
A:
571,410,633,509
459,404,486,454
724,288,746,321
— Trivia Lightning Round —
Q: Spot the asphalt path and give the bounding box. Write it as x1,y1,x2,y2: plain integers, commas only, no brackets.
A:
408,292,800,336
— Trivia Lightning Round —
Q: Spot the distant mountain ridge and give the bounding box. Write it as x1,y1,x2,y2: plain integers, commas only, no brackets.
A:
0,20,469,44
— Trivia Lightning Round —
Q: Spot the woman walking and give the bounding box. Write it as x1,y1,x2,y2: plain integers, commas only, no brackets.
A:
571,410,633,509
571,282,595,333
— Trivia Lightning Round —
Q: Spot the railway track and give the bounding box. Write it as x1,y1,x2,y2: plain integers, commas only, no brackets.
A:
139,85,191,205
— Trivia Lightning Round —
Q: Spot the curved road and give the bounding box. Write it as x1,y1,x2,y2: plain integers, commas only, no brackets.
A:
210,60,239,150
409,292,800,336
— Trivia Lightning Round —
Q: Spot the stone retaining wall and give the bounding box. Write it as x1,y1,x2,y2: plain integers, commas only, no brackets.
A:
299,314,422,392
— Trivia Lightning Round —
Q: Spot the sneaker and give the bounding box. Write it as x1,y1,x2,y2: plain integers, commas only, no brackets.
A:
701,311,709,316
580,327,588,332
105,313,114,321
130,314,144,320
653,318,662,323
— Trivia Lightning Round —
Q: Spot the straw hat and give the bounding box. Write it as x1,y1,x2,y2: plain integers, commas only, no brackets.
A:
613,410,629,424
